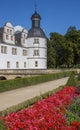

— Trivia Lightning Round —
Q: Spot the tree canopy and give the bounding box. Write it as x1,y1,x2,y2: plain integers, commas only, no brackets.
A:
47,26,80,68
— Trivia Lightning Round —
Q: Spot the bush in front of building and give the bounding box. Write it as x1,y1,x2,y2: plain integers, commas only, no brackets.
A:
66,72,77,87
0,71,75,93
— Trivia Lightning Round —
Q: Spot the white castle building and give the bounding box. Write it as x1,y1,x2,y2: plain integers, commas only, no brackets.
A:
0,11,47,73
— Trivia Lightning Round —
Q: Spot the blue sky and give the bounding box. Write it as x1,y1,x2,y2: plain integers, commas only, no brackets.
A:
0,0,80,37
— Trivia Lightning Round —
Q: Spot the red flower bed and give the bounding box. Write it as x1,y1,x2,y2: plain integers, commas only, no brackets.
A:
2,86,80,130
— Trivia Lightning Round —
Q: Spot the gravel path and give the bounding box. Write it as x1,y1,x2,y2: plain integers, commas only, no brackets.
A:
0,77,69,111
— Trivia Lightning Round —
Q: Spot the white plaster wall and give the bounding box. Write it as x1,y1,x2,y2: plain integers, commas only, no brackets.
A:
28,59,47,69
27,37,47,57
27,37,47,69
0,43,28,69
0,37,47,70
27,37,46,48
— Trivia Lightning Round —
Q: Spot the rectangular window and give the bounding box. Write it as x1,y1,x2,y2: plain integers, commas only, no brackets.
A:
16,62,19,68
12,48,17,55
35,61,38,67
24,62,26,68
7,61,10,68
34,38,39,44
1,46,7,54
23,50,27,56
34,50,39,56
11,36,13,41
37,39,39,43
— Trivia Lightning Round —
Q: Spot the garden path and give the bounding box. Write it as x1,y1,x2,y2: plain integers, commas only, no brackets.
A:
0,77,69,111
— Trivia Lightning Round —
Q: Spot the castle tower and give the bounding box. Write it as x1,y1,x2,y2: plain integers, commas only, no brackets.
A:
27,11,47,69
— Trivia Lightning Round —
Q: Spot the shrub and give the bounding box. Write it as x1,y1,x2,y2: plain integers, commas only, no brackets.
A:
66,72,77,87
0,119,6,130
77,73,80,81
66,110,80,125
66,96,80,126
76,85,80,94
0,71,73,93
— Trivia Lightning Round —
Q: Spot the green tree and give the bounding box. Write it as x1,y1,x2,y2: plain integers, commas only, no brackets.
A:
65,26,80,65
64,41,74,67
47,26,80,68
47,39,56,68
49,32,66,67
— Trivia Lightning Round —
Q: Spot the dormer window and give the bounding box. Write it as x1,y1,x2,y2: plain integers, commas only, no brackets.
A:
6,35,9,40
10,30,12,35
7,29,9,33
23,39,25,43
11,36,13,41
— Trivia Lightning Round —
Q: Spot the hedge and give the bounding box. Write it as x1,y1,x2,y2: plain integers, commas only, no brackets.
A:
66,72,77,87
0,71,75,93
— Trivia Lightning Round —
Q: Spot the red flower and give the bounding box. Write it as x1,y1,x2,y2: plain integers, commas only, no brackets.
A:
1,86,78,130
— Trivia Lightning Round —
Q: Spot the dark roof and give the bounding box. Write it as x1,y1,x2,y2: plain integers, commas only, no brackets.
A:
28,27,46,38
31,11,41,20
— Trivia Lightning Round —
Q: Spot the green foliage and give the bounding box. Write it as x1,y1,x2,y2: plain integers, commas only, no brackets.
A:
66,110,80,125
0,71,72,93
77,73,80,80
47,26,80,68
76,85,80,94
0,119,6,130
66,96,80,125
66,72,77,86
47,44,56,68
73,64,80,68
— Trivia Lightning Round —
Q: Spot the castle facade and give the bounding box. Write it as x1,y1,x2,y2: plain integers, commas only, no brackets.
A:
0,11,47,71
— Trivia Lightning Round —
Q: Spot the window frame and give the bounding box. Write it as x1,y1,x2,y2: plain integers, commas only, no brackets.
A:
34,38,39,44
12,48,17,55
7,61,10,68
16,61,19,68
1,46,7,54
24,62,26,68
34,49,39,56
23,49,27,56
35,61,38,67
